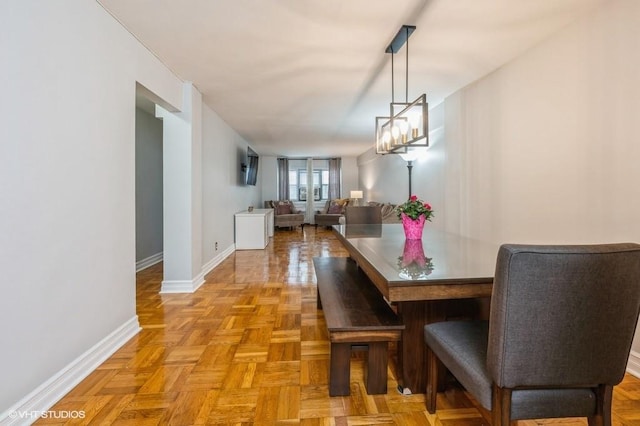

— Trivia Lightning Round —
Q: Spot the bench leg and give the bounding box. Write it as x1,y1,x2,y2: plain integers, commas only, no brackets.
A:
329,342,351,396
365,342,388,394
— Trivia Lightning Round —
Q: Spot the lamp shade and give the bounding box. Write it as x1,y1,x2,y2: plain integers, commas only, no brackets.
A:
350,191,363,199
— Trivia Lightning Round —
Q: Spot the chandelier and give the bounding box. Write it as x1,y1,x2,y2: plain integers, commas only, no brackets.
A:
375,25,429,155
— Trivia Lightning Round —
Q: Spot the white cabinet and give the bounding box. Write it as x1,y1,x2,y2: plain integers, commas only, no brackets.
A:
235,209,274,249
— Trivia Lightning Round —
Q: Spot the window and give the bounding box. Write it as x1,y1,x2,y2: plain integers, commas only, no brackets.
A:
290,169,329,202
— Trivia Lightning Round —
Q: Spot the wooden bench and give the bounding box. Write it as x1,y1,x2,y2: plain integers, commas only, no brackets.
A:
313,257,404,396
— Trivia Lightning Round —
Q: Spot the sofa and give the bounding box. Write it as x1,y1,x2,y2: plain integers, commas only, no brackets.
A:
264,200,305,230
344,205,382,224
314,198,350,228
367,201,401,223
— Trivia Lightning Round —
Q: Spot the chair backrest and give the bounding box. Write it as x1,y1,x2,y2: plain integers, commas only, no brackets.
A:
264,200,298,215
344,206,382,225
487,243,640,389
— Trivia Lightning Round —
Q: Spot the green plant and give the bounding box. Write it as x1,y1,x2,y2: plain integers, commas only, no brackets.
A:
396,195,434,221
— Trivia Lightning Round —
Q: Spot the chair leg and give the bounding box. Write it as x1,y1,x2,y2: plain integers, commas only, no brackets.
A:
588,385,612,426
425,346,438,413
492,384,512,426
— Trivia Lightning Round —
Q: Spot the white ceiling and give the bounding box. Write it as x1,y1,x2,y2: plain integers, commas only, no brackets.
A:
99,0,604,157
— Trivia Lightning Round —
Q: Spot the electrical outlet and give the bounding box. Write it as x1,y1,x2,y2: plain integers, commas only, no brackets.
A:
215,242,218,251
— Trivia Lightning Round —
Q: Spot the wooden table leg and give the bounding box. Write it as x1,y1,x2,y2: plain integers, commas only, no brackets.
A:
396,300,440,394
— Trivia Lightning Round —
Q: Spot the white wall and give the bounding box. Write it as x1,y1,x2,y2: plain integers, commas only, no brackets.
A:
359,0,640,245
156,84,206,293
201,104,261,265
0,0,185,415
358,0,640,370
340,156,359,200
447,0,640,245
0,0,260,415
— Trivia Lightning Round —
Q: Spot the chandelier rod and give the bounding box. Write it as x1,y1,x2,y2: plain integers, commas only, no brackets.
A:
391,47,395,103
405,26,409,103
386,25,416,105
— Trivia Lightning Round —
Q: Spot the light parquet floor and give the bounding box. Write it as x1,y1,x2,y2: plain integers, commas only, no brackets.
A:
40,227,640,425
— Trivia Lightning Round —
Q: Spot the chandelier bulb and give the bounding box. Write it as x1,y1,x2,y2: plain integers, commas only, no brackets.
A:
409,113,420,129
391,126,400,140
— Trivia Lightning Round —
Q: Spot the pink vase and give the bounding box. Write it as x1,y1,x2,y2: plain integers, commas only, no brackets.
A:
401,213,426,239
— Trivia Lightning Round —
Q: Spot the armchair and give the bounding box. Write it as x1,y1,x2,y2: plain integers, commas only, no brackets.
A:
264,200,305,230
424,243,640,425
314,198,349,228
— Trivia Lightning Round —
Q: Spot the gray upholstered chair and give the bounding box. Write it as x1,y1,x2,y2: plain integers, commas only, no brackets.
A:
264,200,305,230
424,243,640,426
315,199,349,228
344,206,382,225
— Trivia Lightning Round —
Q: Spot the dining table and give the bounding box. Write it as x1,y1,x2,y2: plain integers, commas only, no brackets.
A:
332,223,499,394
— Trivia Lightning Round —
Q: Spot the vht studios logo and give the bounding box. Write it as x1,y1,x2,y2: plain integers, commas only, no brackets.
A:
9,410,86,420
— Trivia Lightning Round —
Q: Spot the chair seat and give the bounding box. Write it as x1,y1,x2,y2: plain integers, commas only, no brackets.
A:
274,213,304,228
315,213,342,226
424,321,597,419
424,321,493,408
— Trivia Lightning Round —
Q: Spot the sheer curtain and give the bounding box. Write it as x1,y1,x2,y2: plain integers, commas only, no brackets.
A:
277,157,289,200
328,158,341,200
305,158,315,224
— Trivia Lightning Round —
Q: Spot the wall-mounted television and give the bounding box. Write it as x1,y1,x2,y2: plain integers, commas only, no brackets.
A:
244,146,259,186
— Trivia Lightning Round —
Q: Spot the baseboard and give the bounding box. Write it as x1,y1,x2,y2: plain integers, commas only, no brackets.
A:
160,245,234,293
0,317,140,426
135,252,163,272
160,278,203,293
201,245,235,279
627,349,640,379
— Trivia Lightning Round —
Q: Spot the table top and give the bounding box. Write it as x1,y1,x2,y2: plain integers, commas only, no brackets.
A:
235,208,273,216
333,224,499,302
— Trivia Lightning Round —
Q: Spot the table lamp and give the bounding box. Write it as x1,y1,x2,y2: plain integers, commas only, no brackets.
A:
350,190,363,207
